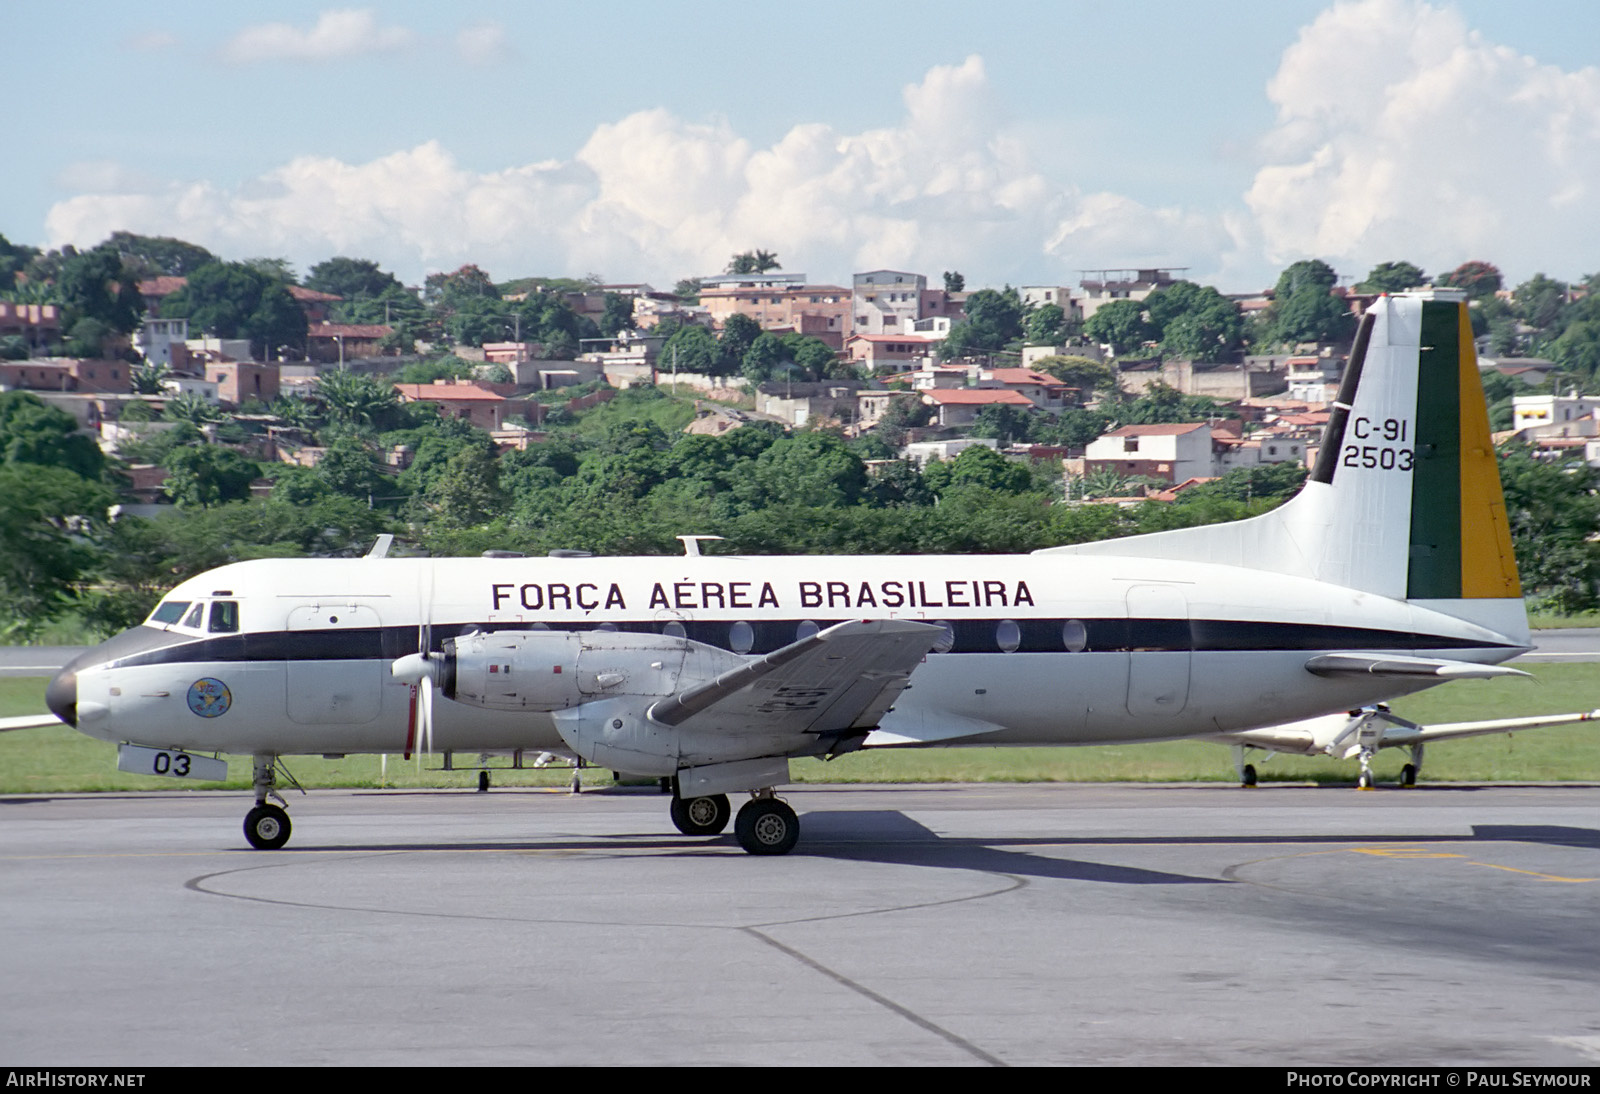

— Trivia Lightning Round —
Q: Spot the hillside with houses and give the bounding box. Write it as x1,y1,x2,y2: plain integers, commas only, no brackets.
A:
2,231,1599,639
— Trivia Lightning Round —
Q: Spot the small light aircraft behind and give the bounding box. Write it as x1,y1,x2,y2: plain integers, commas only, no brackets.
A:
1213,706,1600,788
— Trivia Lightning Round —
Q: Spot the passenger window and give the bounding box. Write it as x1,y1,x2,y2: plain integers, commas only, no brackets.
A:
729,621,754,654
182,602,205,629
996,620,1021,653
209,601,239,633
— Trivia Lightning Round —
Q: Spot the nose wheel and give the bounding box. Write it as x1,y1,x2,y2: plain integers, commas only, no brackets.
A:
244,753,292,849
244,804,291,850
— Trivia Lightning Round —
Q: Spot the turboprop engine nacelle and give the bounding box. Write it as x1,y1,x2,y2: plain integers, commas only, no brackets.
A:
444,629,743,712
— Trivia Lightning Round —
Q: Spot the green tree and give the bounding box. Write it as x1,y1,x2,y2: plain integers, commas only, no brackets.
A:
1031,355,1116,397
162,445,260,508
306,256,404,301
104,232,218,278
161,261,308,360
726,250,781,275
0,464,104,639
57,247,143,336
1438,260,1503,300
1498,444,1600,610
0,392,104,478
1356,261,1427,294
599,293,635,337
1084,299,1154,356
1268,260,1354,345
1025,303,1068,345
1512,273,1569,332
942,271,965,293
317,369,401,430
426,446,507,528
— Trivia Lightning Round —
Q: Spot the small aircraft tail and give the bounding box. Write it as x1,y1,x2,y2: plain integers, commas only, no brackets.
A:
1042,290,1526,642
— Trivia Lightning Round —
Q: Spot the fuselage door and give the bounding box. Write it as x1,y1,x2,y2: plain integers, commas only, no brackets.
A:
284,601,385,725
1125,584,1190,717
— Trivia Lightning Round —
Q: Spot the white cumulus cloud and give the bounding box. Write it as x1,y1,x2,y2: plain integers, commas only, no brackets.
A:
222,8,415,64
50,54,1190,288
456,21,514,67
1247,0,1600,284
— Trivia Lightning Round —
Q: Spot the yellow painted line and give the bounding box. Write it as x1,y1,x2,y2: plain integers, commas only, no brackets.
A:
1349,845,1596,882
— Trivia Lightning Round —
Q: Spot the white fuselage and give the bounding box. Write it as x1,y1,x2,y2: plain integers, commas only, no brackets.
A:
58,552,1526,762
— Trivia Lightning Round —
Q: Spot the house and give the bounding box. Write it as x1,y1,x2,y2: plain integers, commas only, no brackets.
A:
977,367,1078,410
843,334,942,372
853,270,933,336
755,381,864,428
901,438,998,468
698,273,851,348
392,379,507,431
206,361,280,408
0,358,129,394
1512,393,1600,433
920,388,1034,428
0,302,63,353
306,323,393,364
1083,422,1214,484
1077,267,1185,321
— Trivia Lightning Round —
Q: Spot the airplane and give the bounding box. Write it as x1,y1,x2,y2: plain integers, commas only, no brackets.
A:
27,290,1545,855
1211,706,1600,789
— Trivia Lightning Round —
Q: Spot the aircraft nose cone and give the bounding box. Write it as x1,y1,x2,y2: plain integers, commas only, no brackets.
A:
46,667,77,727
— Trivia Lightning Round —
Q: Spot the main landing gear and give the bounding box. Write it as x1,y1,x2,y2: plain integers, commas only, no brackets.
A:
734,794,799,856
243,754,292,850
670,793,731,836
667,785,799,854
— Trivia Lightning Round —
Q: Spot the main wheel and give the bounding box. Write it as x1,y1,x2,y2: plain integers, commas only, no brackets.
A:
1241,764,1258,788
734,798,799,856
670,794,731,836
243,804,291,850
1399,764,1417,788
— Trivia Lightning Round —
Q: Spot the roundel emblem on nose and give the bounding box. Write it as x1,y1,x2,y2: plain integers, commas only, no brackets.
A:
187,678,232,718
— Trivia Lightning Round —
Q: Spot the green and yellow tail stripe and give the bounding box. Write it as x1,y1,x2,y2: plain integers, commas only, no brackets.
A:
1407,301,1521,600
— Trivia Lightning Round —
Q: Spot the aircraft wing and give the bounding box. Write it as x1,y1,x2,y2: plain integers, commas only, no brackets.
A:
0,713,64,733
1305,654,1529,680
1375,709,1600,746
648,618,944,737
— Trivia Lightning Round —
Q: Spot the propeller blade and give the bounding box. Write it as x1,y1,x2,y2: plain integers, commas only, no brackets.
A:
420,674,434,756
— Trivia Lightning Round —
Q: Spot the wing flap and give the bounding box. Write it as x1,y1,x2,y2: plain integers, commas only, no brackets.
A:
648,619,943,736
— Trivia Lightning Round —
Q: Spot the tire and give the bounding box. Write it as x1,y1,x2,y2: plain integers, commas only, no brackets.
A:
1241,764,1258,788
1357,771,1373,790
734,798,799,856
244,804,291,850
1400,764,1417,788
670,794,731,836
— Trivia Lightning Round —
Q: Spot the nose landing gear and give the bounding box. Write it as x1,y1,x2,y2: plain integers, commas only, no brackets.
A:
243,754,292,850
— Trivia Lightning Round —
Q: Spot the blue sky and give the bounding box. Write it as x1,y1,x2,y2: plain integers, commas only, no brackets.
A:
8,1,1599,293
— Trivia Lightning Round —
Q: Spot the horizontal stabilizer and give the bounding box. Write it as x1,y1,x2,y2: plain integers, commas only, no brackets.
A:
0,714,64,733
1304,653,1530,680
648,618,943,736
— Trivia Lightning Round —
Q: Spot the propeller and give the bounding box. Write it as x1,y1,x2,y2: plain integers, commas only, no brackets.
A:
392,650,444,757
393,560,439,759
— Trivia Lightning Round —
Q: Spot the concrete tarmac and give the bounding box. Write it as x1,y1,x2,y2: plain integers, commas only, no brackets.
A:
4,783,1600,1066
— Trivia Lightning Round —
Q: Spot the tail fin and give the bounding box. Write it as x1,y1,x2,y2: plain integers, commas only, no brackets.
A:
1042,291,1525,638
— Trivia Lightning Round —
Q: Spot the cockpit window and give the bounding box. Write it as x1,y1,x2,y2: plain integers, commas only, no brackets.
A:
149,601,191,625
181,603,205,629
208,601,239,633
